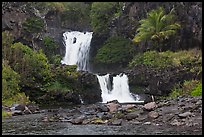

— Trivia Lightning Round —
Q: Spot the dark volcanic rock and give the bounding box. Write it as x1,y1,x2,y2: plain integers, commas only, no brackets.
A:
78,71,102,104
125,64,198,96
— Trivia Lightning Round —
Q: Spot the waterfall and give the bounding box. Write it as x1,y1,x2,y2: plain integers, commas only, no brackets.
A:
61,31,93,71
61,30,142,103
97,73,140,103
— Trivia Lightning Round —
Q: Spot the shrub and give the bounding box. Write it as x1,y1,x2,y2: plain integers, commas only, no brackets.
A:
95,36,134,64
129,50,173,68
2,60,20,100
48,65,79,91
129,48,202,69
191,82,202,96
46,81,71,93
23,16,44,34
42,36,59,63
2,110,12,119
169,80,201,98
10,42,51,87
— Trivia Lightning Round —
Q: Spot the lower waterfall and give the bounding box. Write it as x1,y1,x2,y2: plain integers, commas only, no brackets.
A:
97,73,140,103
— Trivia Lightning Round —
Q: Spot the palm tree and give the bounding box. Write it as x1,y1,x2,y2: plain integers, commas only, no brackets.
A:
133,7,181,51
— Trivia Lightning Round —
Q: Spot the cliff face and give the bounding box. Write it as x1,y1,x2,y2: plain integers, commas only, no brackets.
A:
2,2,202,54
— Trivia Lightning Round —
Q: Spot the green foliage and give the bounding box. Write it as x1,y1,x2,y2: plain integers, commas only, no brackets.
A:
42,36,60,63
2,92,30,107
2,60,20,100
129,50,173,68
191,82,202,96
50,54,62,65
2,110,12,119
46,81,71,93
43,36,58,50
95,36,134,64
90,2,123,34
61,2,91,27
169,80,202,98
23,16,44,34
133,7,180,49
129,48,202,69
47,65,79,91
10,42,51,87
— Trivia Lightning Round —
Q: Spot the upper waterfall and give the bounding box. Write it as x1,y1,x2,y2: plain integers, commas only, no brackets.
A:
61,31,93,71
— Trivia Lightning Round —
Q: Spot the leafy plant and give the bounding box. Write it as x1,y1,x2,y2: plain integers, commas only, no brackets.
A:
10,42,51,87
129,48,202,69
23,17,44,34
2,60,20,100
133,7,180,51
42,36,59,63
129,50,173,68
191,82,202,96
169,80,202,98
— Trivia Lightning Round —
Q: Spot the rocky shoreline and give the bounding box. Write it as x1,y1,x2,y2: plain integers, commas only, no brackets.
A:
41,96,202,128
3,96,202,134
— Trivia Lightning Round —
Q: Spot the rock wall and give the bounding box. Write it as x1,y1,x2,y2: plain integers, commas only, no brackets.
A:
124,64,199,96
111,2,202,51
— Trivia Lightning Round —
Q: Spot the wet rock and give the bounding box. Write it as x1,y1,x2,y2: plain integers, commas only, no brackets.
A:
137,114,148,121
23,106,32,114
124,111,140,120
14,104,26,111
162,113,175,122
195,100,202,105
130,119,142,125
70,115,86,124
106,102,120,112
121,104,136,111
143,121,151,125
82,118,92,125
178,112,193,118
102,113,113,120
143,102,157,111
110,119,122,126
42,116,49,122
26,103,39,113
170,119,183,126
12,110,23,116
96,112,104,119
97,104,109,112
148,111,159,119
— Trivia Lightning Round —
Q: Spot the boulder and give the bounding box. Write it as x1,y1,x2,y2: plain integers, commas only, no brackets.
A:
106,102,120,112
148,111,159,119
143,102,157,111
178,112,193,118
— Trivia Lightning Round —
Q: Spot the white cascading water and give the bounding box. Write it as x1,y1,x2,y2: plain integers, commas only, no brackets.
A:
97,73,140,103
61,30,141,103
61,31,93,71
